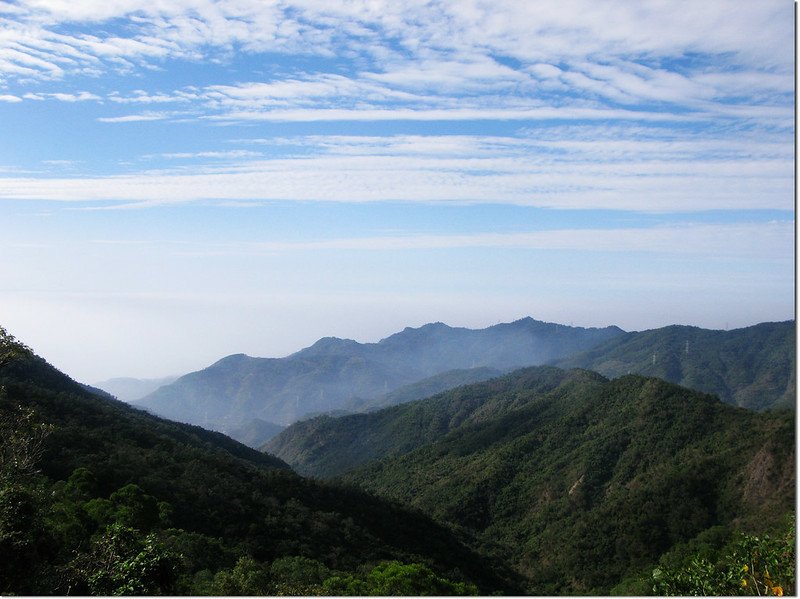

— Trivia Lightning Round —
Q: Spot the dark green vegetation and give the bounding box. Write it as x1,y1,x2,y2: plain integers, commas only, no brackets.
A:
0,326,517,595
137,317,623,433
266,366,577,478
277,366,794,594
342,366,502,413
3,320,795,595
552,320,795,411
651,521,794,596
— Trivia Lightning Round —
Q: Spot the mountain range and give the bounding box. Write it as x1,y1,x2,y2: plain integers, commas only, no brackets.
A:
0,321,794,595
268,365,795,594
134,318,624,438
131,318,794,449
92,375,180,403
551,320,795,411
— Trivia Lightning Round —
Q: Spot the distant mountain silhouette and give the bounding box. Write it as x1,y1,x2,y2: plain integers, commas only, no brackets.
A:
137,317,624,431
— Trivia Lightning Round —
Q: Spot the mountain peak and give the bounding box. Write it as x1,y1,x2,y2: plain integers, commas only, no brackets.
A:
208,353,254,369
293,336,362,358
380,321,456,343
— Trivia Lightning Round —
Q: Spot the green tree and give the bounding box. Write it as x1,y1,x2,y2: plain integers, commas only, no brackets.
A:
652,520,795,596
0,325,31,369
0,482,52,594
0,402,54,594
108,483,162,532
323,561,477,596
80,523,180,596
0,403,53,484
270,555,331,585
211,555,272,595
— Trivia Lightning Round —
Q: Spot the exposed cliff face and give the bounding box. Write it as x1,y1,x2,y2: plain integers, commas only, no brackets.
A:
741,435,795,510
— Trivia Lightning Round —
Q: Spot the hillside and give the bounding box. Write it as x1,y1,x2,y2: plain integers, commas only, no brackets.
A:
0,327,518,595
137,317,623,430
265,366,578,478
551,320,795,411
339,368,794,594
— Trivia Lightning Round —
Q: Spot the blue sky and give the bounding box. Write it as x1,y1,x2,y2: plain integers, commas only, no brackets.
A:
0,0,794,382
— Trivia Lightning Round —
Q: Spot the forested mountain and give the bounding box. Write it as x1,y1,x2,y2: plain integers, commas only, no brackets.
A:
2,320,795,595
337,367,795,594
265,366,574,478
136,318,623,431
551,320,795,411
0,326,518,595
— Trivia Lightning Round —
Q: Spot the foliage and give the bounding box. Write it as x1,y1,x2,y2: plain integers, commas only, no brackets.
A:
322,561,478,596
0,323,794,595
652,519,795,596
209,556,274,595
0,403,54,483
267,365,583,478
82,524,180,596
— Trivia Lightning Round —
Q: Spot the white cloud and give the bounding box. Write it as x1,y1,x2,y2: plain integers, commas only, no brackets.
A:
0,0,792,383
0,140,790,211
21,90,101,102
0,1,791,120
96,112,169,122
155,150,262,160
192,222,791,261
203,106,707,123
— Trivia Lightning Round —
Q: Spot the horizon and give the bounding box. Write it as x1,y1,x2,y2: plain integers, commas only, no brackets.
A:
0,1,793,383
44,314,800,384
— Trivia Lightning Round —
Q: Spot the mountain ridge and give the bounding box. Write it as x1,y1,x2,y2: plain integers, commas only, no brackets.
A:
551,319,795,410
137,317,625,431
339,368,795,594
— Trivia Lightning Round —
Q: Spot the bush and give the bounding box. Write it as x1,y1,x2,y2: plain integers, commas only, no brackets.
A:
652,519,795,596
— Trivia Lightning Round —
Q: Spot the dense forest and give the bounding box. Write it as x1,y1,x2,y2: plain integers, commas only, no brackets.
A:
343,370,794,593
1,325,795,595
270,366,795,594
552,320,795,411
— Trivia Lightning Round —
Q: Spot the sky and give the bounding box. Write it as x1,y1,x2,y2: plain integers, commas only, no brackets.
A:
0,0,794,383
